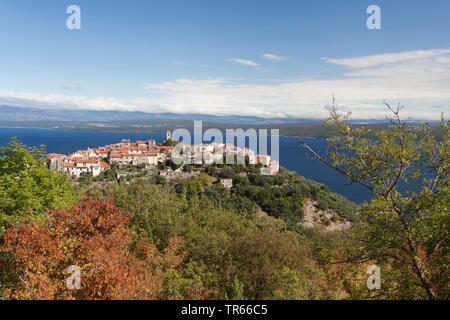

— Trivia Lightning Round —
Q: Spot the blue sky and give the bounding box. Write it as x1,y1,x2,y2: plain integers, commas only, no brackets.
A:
0,0,449,119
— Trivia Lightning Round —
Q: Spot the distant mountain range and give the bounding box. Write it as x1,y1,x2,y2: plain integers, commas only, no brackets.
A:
0,105,319,124
0,105,401,124
0,105,443,138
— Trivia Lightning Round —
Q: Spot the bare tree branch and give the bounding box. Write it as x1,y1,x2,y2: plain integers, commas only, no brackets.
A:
299,139,375,192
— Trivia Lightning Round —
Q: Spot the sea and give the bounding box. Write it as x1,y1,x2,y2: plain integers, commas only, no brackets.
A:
0,126,377,203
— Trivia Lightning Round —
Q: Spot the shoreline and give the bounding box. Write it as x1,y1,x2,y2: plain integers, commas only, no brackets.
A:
0,125,325,139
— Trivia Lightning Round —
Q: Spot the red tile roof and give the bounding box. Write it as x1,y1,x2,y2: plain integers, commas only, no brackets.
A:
100,161,110,168
77,159,99,163
46,153,65,160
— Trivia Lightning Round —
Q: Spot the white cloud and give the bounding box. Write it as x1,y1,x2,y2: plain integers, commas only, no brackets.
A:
262,53,287,62
1,49,449,120
226,58,259,67
321,49,450,69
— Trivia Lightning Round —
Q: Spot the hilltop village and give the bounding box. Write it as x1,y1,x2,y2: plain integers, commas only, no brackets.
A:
46,131,279,179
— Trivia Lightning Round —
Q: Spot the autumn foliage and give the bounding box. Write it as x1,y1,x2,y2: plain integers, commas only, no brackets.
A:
1,197,199,300
2,133,447,300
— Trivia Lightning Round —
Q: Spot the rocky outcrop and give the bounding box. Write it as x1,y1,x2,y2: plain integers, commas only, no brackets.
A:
301,199,352,231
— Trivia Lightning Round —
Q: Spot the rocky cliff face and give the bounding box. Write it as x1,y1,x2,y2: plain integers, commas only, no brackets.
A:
301,198,352,231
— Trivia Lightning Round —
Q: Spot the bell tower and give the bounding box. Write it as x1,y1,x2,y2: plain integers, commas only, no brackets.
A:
166,130,171,141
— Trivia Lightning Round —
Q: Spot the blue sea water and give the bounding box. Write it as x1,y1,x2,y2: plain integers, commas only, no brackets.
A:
0,127,375,203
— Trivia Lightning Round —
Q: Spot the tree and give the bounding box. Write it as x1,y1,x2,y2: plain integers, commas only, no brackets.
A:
301,100,449,299
223,227,322,299
162,139,180,147
220,166,234,179
198,173,212,186
79,173,93,185
0,138,78,233
205,165,216,176
157,161,165,170
86,181,326,299
154,175,167,185
0,198,196,300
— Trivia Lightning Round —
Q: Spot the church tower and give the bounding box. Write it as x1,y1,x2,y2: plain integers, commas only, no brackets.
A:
166,130,171,141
